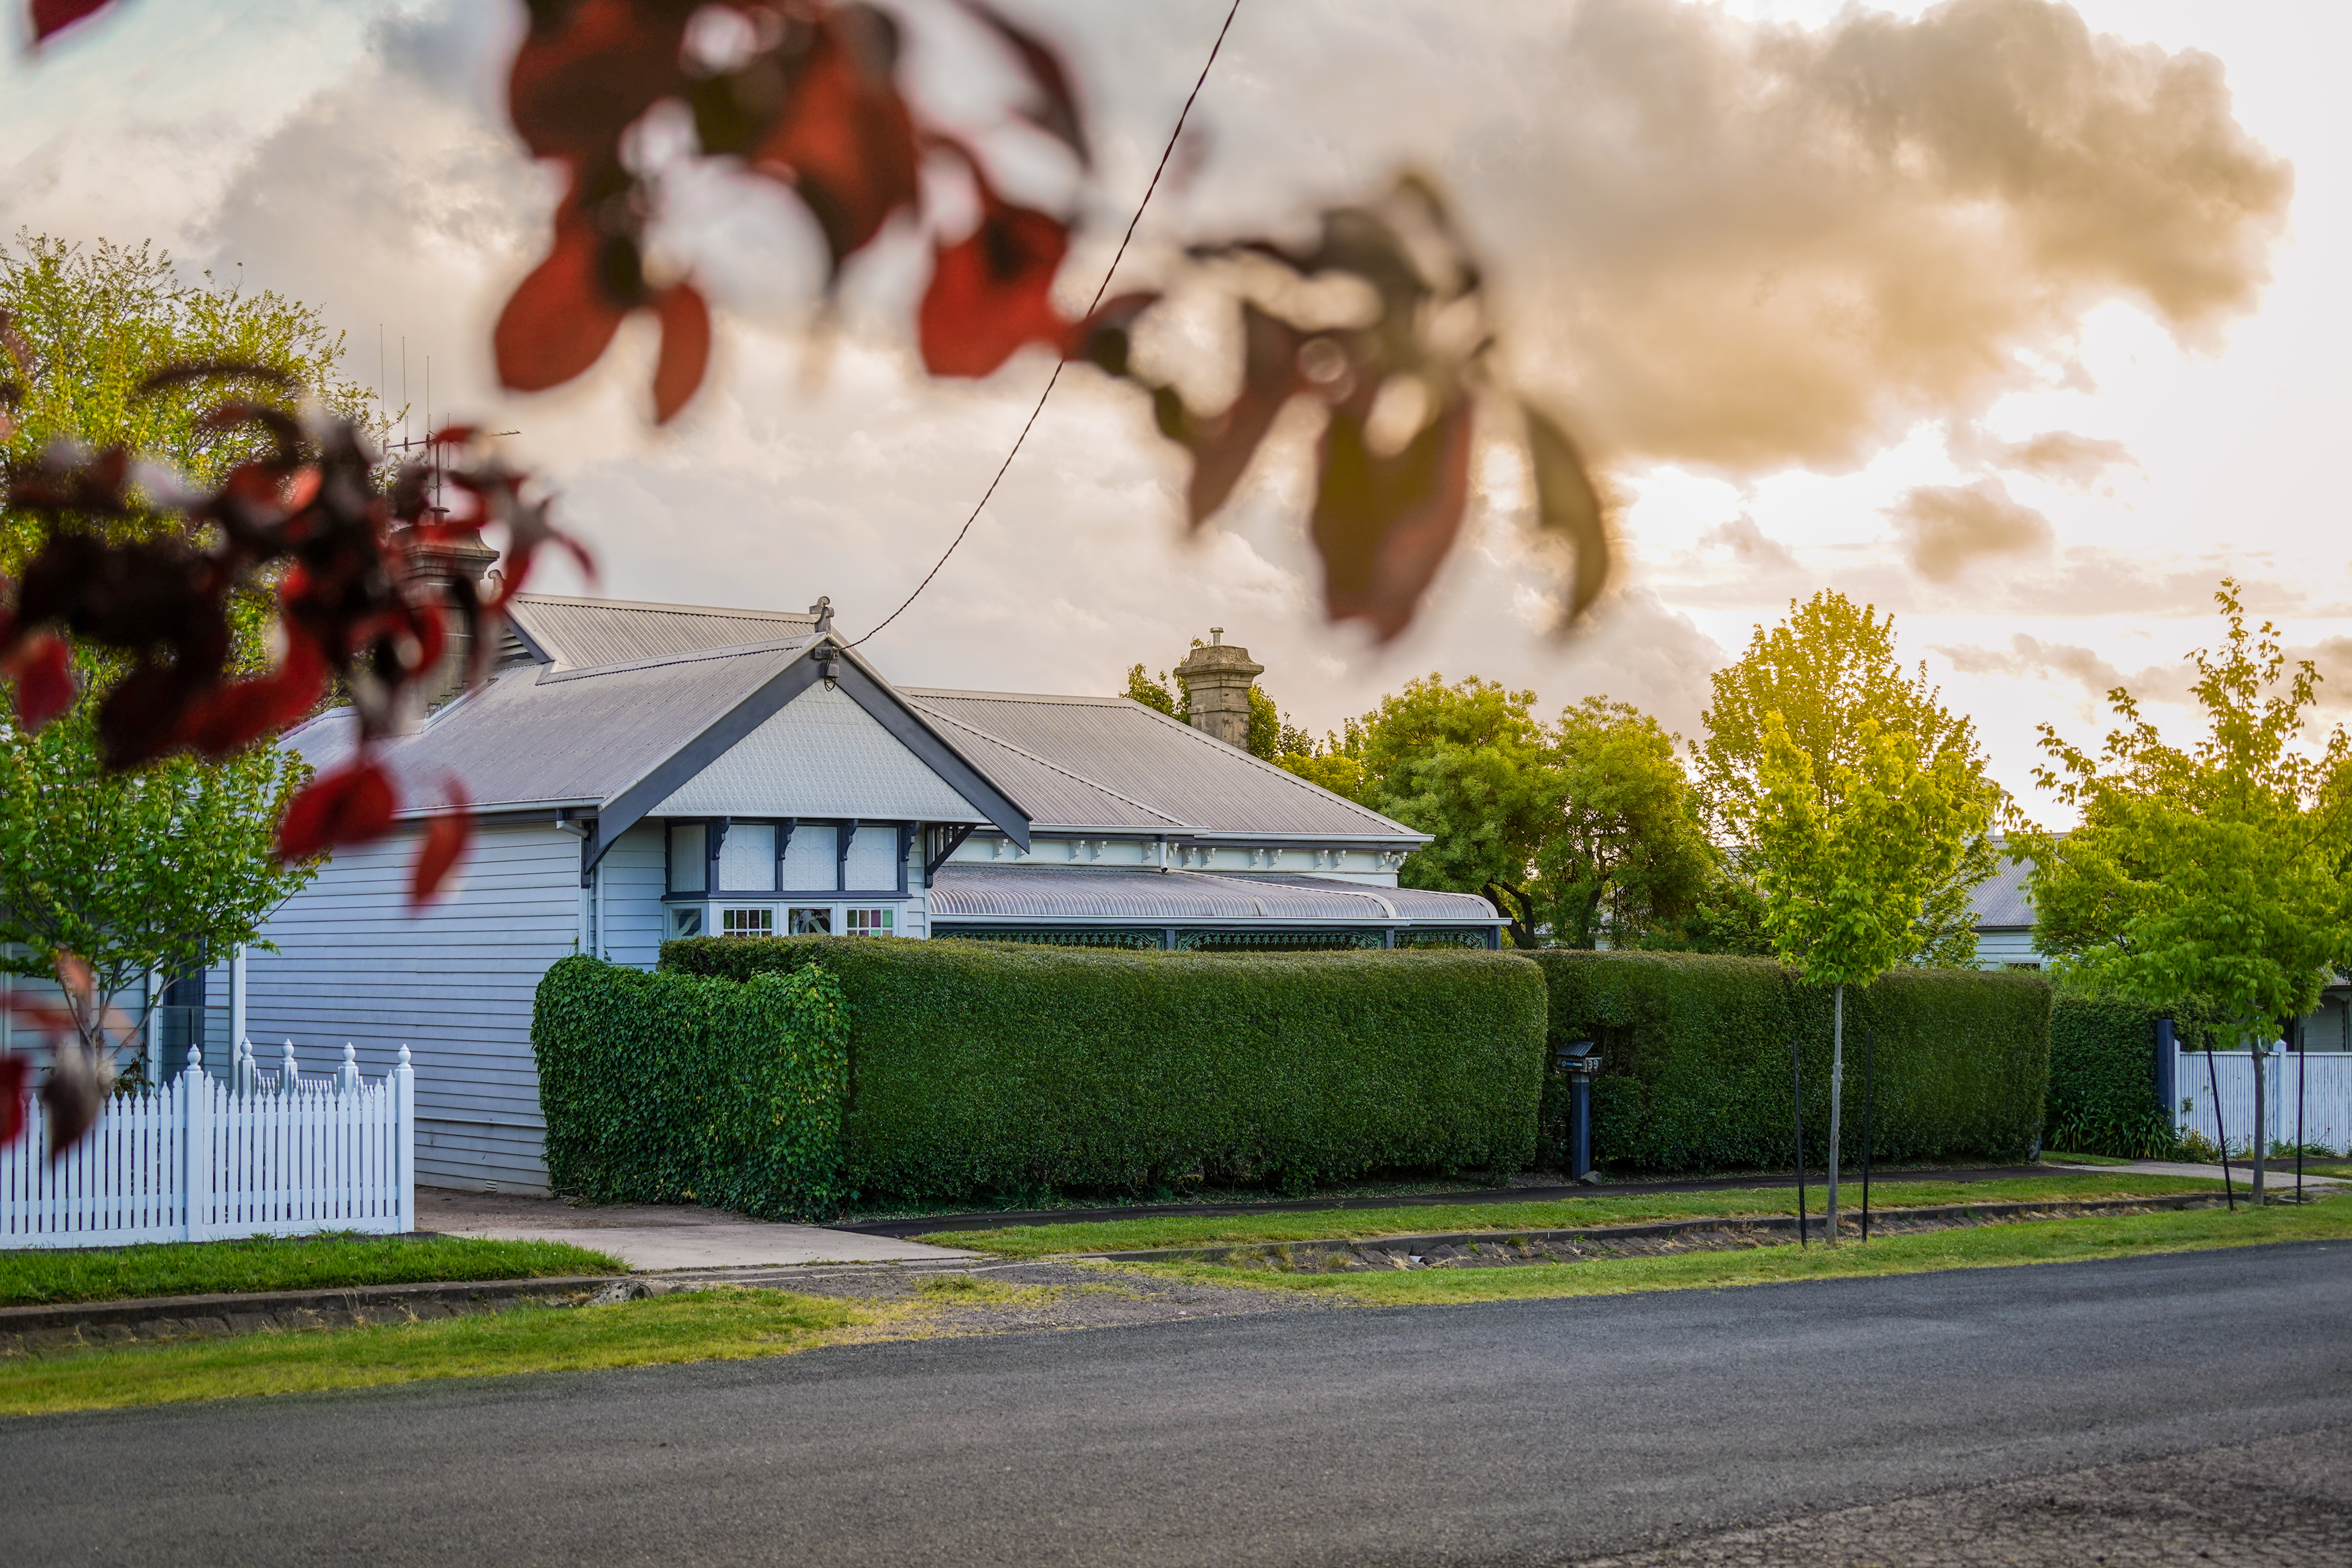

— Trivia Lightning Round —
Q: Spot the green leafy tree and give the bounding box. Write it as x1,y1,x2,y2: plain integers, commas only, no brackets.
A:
1357,676,1555,945
1700,590,2003,965
1538,697,1714,949
0,235,355,1067
0,686,312,1067
1745,713,1992,1242
1124,663,1184,720
2023,583,2352,1201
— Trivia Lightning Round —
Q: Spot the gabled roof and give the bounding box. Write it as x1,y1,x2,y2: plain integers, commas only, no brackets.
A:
1970,846,2036,929
505,593,820,670
283,594,1422,860
907,690,1421,841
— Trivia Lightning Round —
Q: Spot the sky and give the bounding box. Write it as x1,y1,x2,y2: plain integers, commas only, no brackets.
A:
4,0,2347,823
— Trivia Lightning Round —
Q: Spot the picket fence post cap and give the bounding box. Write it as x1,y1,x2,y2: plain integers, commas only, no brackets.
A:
397,1044,412,1067
186,1044,203,1073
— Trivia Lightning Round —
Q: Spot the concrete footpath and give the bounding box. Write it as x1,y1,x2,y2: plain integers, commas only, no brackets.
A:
417,1189,977,1271
2050,1158,2347,1185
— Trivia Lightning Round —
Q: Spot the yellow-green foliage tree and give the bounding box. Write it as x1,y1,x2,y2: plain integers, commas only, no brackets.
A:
1701,590,2004,965
1746,714,1992,1241
2023,583,2352,1200
0,236,362,1066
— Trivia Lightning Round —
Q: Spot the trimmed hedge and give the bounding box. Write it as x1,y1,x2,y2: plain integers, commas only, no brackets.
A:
1526,951,2050,1173
2045,995,2176,1158
532,955,848,1219
661,936,1548,1200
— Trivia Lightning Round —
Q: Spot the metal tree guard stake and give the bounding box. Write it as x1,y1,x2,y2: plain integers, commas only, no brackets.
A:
2296,1016,2306,1206
1860,1024,1875,1243
2205,1044,2234,1212
1793,1038,1808,1248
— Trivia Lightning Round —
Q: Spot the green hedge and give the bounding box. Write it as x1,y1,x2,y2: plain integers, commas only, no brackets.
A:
1526,951,2050,1173
532,955,848,1219
2045,995,2176,1158
660,936,1547,1201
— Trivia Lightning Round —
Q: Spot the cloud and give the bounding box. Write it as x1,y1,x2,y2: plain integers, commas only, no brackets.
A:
1476,0,2290,472
1996,430,2141,487
1699,514,1800,574
1886,478,2056,581
1934,632,2194,706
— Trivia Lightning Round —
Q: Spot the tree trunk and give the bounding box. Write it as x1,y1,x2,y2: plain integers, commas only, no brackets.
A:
1826,982,1844,1247
2251,1028,2267,1205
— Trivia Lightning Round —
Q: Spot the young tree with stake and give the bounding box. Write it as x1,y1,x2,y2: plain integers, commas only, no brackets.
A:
1746,714,1990,1243
2024,583,2352,1202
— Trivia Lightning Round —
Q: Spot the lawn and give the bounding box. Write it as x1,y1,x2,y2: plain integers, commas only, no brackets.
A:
0,1233,624,1308
919,1172,2227,1259
0,1287,861,1417
1115,1192,2352,1308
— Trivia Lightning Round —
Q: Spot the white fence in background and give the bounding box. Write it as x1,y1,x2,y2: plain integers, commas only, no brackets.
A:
1,1044,415,1249
2174,1049,2352,1157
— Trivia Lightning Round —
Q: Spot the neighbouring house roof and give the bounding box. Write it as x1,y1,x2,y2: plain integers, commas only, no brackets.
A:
906,689,1417,840
504,593,820,671
282,594,1424,855
929,866,1496,924
1970,850,2036,930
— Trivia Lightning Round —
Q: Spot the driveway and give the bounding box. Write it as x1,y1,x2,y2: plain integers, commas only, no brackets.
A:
416,1187,975,1271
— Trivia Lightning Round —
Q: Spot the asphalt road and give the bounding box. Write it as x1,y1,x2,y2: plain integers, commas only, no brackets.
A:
4,1242,2348,1567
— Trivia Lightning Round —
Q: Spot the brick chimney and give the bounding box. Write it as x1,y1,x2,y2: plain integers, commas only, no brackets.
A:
397,524,501,711
1174,628,1262,750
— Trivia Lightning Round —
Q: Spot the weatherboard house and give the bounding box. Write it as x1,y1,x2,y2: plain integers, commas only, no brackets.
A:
223,594,1501,1193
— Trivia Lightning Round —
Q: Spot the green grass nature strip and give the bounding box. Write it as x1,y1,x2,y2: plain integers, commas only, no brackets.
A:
921,1173,2227,1259
1114,1195,2352,1307
0,1233,625,1309
0,1288,861,1417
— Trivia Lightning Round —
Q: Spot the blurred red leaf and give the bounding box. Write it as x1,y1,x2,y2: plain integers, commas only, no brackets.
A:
920,184,1069,378
754,10,919,275
278,759,398,863
175,631,329,760
1310,393,1475,642
29,0,115,43
953,0,1089,166
650,282,711,424
1162,305,1304,527
38,1048,103,1162
2,631,74,730
0,1054,26,1151
409,786,473,908
496,217,631,394
507,0,689,166
1522,402,1611,623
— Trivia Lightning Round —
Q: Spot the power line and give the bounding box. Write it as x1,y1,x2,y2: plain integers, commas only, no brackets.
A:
851,0,1244,650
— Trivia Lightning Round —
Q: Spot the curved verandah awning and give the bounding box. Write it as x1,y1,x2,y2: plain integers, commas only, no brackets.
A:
927,865,1504,950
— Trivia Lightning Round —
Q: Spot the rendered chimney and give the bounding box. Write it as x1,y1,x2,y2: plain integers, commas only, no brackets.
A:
1174,628,1263,750
397,524,501,711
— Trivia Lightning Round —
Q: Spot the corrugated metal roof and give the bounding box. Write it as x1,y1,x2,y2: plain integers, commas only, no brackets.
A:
907,690,1420,840
650,682,990,822
285,642,800,810
929,865,1497,922
506,594,818,670
1970,852,2036,929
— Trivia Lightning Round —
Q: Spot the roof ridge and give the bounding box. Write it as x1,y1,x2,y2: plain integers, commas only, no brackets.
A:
536,638,808,684
512,592,818,622
908,699,1194,828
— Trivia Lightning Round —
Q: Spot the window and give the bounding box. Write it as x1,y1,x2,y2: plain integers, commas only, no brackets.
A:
844,907,894,937
667,823,707,894
719,823,776,890
2003,961,2043,972
781,824,838,891
721,907,776,938
844,825,900,891
789,907,833,935
667,904,706,939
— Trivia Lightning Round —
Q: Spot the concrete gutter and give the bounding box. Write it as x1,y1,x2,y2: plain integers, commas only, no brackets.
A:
0,1275,626,1356
1072,1192,2239,1269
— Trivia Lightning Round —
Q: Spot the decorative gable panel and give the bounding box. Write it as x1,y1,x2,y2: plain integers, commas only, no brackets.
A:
647,683,988,822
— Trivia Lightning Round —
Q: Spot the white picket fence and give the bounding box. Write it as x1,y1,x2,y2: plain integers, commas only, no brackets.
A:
1,1044,415,1249
2174,1049,2352,1157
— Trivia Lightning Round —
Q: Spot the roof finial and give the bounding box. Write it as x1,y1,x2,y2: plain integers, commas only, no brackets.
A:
809,596,834,635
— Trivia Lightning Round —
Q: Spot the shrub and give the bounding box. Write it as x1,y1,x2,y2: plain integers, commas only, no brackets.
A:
660,936,1548,1201
532,955,848,1219
1525,950,2050,1173
2044,994,2177,1158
